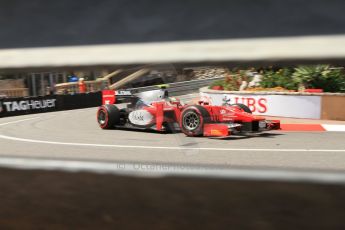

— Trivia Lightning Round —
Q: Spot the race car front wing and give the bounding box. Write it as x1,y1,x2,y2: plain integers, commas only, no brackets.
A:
203,120,280,137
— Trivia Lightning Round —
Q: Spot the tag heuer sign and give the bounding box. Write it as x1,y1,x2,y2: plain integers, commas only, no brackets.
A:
1,99,57,112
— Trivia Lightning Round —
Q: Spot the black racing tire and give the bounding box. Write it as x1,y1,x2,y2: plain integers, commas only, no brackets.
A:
180,105,211,137
97,104,120,129
233,103,252,114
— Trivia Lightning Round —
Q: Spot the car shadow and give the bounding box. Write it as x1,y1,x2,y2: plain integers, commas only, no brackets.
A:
104,127,284,139
210,132,284,140
108,127,168,135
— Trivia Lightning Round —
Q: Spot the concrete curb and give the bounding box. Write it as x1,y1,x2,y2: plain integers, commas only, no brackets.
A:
280,124,345,132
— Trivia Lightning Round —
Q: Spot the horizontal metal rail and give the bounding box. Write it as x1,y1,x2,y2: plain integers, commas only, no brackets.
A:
127,76,225,96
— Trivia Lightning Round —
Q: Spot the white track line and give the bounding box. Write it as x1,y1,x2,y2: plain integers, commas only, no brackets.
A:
0,117,41,126
1,117,345,183
0,134,345,152
0,156,345,184
1,117,345,152
322,124,345,132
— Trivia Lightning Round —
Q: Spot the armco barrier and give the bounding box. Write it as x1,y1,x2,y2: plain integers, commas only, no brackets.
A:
0,95,58,117
0,92,102,118
55,92,102,110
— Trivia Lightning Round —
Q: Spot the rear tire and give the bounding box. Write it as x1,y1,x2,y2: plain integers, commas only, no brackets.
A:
97,105,120,129
233,103,252,113
180,105,211,136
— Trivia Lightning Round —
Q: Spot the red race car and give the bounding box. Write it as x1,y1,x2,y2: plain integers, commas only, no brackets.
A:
97,89,280,137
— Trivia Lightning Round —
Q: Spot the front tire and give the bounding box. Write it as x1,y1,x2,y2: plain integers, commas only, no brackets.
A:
97,105,120,129
180,105,211,136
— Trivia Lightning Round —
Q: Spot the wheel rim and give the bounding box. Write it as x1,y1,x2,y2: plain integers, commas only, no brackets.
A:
98,110,107,125
182,111,200,131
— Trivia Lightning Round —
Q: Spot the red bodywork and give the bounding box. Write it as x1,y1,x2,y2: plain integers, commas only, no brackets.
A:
99,90,280,137
139,100,280,137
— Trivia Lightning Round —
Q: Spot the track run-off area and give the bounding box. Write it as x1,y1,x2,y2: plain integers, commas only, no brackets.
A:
0,107,344,172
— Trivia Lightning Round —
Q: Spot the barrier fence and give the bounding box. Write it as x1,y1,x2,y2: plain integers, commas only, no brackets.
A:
0,92,102,118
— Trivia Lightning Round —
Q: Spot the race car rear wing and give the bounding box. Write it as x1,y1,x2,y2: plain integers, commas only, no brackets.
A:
102,90,137,105
102,88,170,105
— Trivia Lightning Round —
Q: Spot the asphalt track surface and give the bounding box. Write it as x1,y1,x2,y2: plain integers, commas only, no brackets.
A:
0,107,345,172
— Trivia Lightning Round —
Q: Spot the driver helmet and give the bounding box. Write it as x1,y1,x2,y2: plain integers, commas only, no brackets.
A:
136,89,166,105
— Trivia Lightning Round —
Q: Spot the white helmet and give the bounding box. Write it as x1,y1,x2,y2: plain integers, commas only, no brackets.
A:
136,89,166,105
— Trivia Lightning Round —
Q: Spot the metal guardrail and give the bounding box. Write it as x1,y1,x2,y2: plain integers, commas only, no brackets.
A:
55,69,123,94
127,76,225,96
53,75,223,96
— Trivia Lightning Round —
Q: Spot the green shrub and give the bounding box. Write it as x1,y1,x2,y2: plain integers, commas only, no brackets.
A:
223,75,242,91
292,65,345,92
209,80,225,89
260,68,298,90
209,66,345,93
209,75,241,91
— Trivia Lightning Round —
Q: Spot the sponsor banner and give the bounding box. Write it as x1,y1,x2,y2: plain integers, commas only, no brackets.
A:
0,96,57,117
1,98,57,112
0,92,102,118
200,92,321,119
